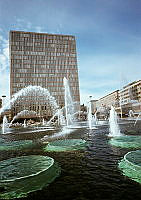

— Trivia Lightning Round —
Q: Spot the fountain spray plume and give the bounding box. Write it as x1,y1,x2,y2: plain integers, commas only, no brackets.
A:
2,115,8,134
134,112,141,126
0,85,59,116
10,110,38,124
47,108,65,126
108,106,122,137
63,77,75,126
88,96,93,129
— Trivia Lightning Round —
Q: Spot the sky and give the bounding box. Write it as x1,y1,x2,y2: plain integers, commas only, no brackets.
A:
0,0,141,105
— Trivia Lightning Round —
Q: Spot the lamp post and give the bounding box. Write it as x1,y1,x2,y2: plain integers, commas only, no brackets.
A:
88,96,92,129
89,95,92,113
2,95,6,107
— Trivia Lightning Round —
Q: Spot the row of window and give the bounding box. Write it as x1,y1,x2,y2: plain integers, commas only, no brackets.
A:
11,59,77,65
11,55,76,61
11,46,76,53
11,32,75,41
11,42,76,49
13,70,78,76
12,82,79,91
12,63,77,69
11,37,75,45
13,73,78,79
11,50,76,57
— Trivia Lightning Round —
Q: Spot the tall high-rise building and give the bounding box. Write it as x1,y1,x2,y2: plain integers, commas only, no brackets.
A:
9,30,80,118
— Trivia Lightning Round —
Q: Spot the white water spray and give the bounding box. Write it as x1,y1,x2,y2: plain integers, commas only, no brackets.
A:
63,77,75,126
0,85,59,116
2,115,8,134
108,106,122,137
88,97,92,129
23,119,26,128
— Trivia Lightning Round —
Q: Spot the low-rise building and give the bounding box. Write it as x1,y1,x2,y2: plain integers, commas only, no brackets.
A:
91,100,98,114
96,90,119,110
119,80,141,105
118,80,141,115
91,80,141,118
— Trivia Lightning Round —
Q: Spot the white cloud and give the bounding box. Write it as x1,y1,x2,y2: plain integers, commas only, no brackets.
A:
0,34,9,99
0,70,10,99
15,18,45,33
0,34,9,72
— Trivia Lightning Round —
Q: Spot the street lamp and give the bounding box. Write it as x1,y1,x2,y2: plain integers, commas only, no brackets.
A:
89,95,92,111
2,95,6,107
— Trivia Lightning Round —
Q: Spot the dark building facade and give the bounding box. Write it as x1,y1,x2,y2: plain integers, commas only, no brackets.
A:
10,30,80,118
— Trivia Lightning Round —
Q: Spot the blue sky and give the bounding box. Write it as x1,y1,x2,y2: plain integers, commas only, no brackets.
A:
0,0,141,104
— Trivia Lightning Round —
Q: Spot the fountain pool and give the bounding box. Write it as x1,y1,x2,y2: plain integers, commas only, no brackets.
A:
0,155,60,199
109,135,141,149
0,120,141,199
43,139,86,152
119,150,141,184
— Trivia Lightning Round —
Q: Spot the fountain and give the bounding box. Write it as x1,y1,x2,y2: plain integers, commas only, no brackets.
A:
0,81,88,199
57,109,66,126
94,112,98,125
0,155,61,199
42,118,45,125
87,96,92,129
129,109,134,118
109,106,141,148
0,85,59,116
109,135,141,149
0,139,34,151
108,106,122,137
2,115,8,134
87,97,97,129
63,77,75,126
119,150,141,184
10,110,38,124
134,112,141,126
43,138,86,152
23,119,26,128
47,108,65,127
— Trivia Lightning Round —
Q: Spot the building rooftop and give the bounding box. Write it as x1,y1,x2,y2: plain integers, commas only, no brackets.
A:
10,30,75,38
123,80,141,89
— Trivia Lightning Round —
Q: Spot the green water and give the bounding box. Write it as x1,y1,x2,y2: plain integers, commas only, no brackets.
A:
43,139,86,152
0,139,33,151
109,136,141,149
119,150,141,184
0,155,61,199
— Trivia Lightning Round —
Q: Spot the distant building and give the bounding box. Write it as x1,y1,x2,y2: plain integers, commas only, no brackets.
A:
119,80,141,105
95,80,141,118
118,80,141,115
96,90,119,110
79,104,87,120
9,30,80,118
90,100,98,113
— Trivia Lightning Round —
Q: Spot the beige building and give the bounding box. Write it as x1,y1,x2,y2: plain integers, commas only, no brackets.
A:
91,100,98,113
10,30,80,118
119,80,141,105
90,80,141,118
118,80,141,115
96,90,119,110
